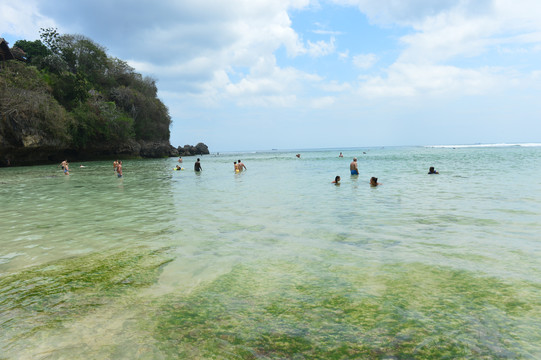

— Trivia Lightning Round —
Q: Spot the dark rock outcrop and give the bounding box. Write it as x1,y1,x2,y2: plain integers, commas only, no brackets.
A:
177,142,210,156
0,138,178,166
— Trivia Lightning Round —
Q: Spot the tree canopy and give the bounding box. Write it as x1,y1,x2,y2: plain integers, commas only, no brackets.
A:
2,29,171,150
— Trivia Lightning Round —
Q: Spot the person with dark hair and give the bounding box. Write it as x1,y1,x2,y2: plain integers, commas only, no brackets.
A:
332,176,341,185
428,166,439,174
370,177,381,187
194,158,202,172
238,159,247,171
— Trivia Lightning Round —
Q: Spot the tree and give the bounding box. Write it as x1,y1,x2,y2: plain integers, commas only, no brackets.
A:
39,27,60,54
13,39,50,64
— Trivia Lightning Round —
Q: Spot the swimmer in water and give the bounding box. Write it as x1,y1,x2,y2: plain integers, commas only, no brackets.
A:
113,160,119,173
234,161,239,172
175,165,181,171
370,177,381,187
332,175,341,185
428,166,439,174
339,152,343,157
194,158,202,172
237,159,246,171
350,158,359,175
117,160,123,178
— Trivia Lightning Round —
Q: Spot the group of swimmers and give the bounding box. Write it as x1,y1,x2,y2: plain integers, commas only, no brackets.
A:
60,154,438,184
332,156,438,187
60,159,122,177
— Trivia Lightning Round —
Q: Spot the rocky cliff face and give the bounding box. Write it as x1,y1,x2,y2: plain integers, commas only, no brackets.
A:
0,136,181,166
177,143,210,156
0,137,210,166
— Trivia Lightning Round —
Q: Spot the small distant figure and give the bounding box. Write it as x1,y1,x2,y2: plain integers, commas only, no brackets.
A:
339,152,343,157
296,154,301,158
370,177,381,187
178,157,183,163
175,165,181,171
350,158,359,175
332,175,341,185
79,164,86,168
194,158,202,172
113,160,119,173
60,160,69,175
117,160,123,178
428,166,439,174
237,159,247,171
234,161,239,172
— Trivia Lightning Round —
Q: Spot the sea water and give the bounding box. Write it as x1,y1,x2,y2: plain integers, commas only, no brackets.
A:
1,145,540,359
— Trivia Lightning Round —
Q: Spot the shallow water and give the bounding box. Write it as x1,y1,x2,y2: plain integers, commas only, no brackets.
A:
1,146,541,358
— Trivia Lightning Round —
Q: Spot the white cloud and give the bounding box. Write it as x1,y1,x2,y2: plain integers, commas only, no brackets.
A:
306,36,336,57
224,55,321,107
352,53,378,69
310,96,336,108
357,63,503,98
0,1,57,41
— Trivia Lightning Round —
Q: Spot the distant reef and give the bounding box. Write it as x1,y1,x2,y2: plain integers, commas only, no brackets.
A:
0,31,208,167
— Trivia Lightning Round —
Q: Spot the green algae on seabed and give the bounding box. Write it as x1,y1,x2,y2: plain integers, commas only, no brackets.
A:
0,247,173,350
150,260,541,359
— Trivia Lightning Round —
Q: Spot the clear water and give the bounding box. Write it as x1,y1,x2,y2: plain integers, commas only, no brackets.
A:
1,146,540,358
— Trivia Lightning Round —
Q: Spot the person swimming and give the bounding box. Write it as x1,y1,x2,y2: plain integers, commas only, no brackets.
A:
332,175,341,185
428,166,439,174
370,177,381,187
350,158,359,175
234,161,239,172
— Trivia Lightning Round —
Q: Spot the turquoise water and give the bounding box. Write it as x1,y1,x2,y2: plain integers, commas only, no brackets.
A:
1,145,541,358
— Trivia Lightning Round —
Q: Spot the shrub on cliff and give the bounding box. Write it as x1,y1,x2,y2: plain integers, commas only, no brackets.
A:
0,61,72,148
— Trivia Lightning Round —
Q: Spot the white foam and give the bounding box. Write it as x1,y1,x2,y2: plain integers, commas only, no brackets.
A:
425,143,541,148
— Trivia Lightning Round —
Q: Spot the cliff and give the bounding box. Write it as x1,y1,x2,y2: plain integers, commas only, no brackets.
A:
0,32,202,166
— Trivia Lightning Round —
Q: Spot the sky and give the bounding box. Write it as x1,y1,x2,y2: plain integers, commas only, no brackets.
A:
1,0,541,151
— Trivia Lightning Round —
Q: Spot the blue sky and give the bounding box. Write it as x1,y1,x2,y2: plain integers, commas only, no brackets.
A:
1,0,540,151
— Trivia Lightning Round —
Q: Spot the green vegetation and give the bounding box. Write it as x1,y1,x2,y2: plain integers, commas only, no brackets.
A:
149,260,541,359
0,247,173,342
1,28,171,152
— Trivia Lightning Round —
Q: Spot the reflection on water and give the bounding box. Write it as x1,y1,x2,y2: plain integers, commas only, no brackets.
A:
1,147,541,358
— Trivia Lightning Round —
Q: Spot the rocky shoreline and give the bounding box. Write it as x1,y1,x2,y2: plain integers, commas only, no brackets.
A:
0,140,210,167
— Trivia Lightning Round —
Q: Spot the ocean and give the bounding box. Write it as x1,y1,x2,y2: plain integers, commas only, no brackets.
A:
1,145,540,358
